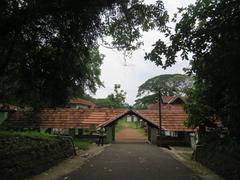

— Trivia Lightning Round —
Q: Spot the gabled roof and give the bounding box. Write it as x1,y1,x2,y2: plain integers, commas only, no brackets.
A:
147,96,186,110
99,109,159,128
168,97,186,104
69,98,95,108
162,96,175,103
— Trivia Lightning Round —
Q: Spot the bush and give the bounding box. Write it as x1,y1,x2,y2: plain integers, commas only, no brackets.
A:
0,131,75,179
196,135,240,180
73,139,92,150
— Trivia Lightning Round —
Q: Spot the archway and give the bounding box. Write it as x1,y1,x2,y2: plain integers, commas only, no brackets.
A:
114,115,147,143
100,110,159,144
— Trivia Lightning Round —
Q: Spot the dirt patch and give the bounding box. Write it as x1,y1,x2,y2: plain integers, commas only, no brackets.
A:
115,126,147,143
27,143,110,180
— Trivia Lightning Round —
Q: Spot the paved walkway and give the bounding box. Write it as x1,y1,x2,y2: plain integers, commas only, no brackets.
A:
58,144,200,180
115,125,147,143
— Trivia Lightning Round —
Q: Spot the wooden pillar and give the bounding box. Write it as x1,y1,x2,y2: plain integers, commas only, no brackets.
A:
45,128,52,134
69,128,75,137
112,124,115,141
78,129,83,136
147,124,151,142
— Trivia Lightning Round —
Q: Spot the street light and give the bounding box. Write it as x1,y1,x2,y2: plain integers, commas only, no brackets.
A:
158,90,163,136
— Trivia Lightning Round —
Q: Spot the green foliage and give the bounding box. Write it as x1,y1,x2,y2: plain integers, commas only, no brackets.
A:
132,102,147,110
146,0,240,139
184,84,216,128
73,139,92,150
95,84,127,108
0,0,169,108
103,0,169,52
94,98,118,108
115,119,146,135
135,74,193,106
0,131,75,179
195,134,240,179
126,121,138,129
0,130,52,140
115,119,126,133
107,84,127,106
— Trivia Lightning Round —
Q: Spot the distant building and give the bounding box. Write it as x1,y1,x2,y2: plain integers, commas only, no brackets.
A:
0,104,18,125
1,96,194,146
68,98,96,109
144,96,193,145
126,115,138,122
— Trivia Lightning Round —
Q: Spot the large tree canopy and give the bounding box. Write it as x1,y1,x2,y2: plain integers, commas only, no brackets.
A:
135,74,193,106
82,84,127,108
0,0,169,108
145,0,240,138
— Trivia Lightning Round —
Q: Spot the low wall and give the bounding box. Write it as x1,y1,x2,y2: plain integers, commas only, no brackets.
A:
158,135,190,146
0,132,75,179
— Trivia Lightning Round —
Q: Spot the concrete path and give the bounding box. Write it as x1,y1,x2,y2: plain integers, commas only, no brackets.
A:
59,144,200,180
28,144,108,180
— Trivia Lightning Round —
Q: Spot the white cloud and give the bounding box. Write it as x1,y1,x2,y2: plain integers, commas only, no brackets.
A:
93,0,196,105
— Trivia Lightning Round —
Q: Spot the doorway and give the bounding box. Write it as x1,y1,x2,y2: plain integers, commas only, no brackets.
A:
114,116,148,143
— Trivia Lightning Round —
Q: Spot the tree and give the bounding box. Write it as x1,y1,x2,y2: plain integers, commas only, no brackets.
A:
95,84,127,108
0,0,169,108
0,47,104,108
145,0,240,138
135,74,193,106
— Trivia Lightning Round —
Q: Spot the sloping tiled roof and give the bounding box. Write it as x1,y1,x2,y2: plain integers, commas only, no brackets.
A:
168,96,186,104
2,105,193,132
2,108,126,129
147,96,186,110
69,98,95,108
138,104,193,132
99,110,159,128
162,96,175,103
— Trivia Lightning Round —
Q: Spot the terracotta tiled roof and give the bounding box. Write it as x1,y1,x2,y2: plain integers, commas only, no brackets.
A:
2,105,193,132
138,104,193,132
162,96,175,103
2,108,126,129
69,98,95,108
99,110,159,128
147,96,186,110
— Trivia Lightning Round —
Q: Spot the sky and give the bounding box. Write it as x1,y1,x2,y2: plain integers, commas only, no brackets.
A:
93,0,196,105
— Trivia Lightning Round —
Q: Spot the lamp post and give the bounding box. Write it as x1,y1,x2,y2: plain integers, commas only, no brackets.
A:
156,90,163,146
158,90,162,136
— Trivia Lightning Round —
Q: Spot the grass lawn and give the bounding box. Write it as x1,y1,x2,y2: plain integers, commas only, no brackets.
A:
73,139,92,150
126,121,138,129
115,119,126,133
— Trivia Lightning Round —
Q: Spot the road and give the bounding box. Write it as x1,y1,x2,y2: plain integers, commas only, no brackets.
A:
59,143,200,180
